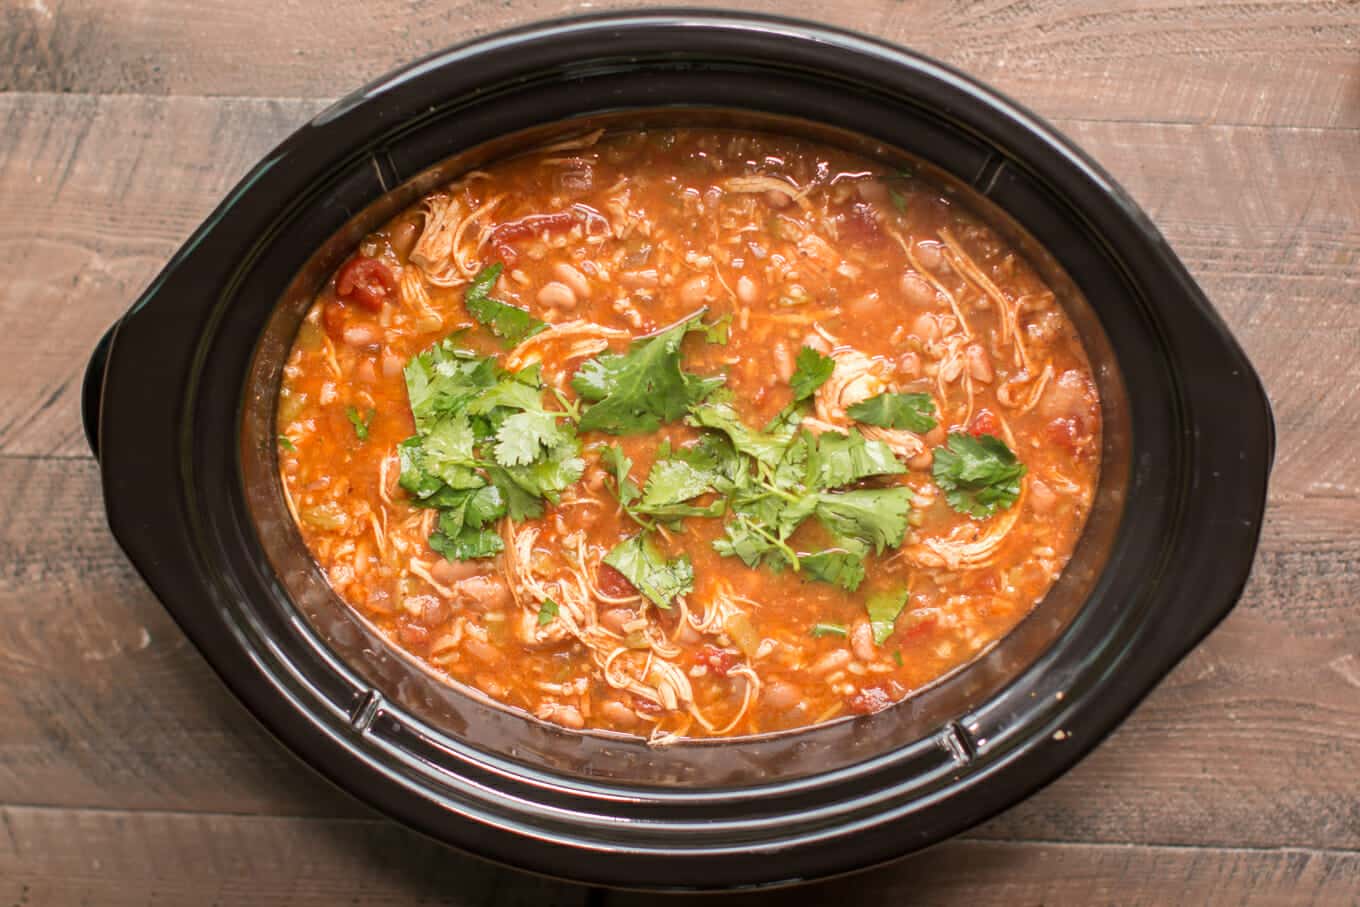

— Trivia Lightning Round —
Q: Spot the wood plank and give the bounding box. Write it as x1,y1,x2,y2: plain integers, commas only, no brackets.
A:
1,94,1356,470
604,839,1360,906
0,806,589,906
1,0,1355,128
0,458,1356,849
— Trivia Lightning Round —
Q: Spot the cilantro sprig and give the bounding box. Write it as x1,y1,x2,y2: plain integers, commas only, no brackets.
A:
603,533,694,609
464,264,548,346
399,338,582,560
932,432,1026,519
573,310,724,435
848,392,937,433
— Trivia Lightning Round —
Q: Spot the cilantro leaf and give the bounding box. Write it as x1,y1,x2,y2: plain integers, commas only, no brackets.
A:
810,622,848,638
814,487,913,554
403,341,496,431
603,534,694,609
634,458,723,519
689,401,798,467
847,392,937,432
346,406,374,441
277,435,296,452
932,432,1026,519
464,264,547,346
866,588,909,645
800,543,868,591
573,311,724,434
429,524,504,561
494,410,571,467
808,429,906,488
599,443,640,507
537,598,559,626
789,346,835,401
427,485,506,562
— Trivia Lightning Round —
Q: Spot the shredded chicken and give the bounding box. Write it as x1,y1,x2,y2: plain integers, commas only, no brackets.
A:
503,320,630,371
805,348,926,459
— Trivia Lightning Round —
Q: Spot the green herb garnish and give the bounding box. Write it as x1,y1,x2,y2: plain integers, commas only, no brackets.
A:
810,622,848,638
399,338,581,559
603,533,694,609
847,392,937,433
932,432,1026,519
345,406,375,441
789,346,835,401
537,598,559,626
573,310,725,434
866,588,908,645
278,435,296,452
464,263,547,346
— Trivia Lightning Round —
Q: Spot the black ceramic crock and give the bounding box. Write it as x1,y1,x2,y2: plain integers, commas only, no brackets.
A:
81,10,1273,890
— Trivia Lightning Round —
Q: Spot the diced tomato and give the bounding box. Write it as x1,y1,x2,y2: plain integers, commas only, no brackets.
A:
489,205,611,263
839,202,883,244
696,645,738,676
969,408,1000,438
904,616,937,641
632,694,663,715
598,564,636,598
1046,416,1087,456
847,685,893,715
335,256,396,312
321,299,348,340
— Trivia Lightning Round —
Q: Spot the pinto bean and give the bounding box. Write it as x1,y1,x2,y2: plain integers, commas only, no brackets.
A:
680,274,711,307
912,312,941,344
736,275,760,306
355,358,378,384
600,608,636,634
537,281,577,310
763,680,802,710
900,271,936,308
552,262,591,299
967,344,994,383
342,323,381,348
1029,478,1058,514
381,351,404,379
914,240,944,272
389,217,421,261
600,699,639,726
431,558,484,585
539,703,585,730
801,331,832,355
810,648,852,676
455,575,511,612
850,620,876,663
897,351,922,379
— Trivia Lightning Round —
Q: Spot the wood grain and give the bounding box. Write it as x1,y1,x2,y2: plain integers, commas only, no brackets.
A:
0,806,589,906
2,0,1356,129
1,2,1358,899
1,95,1357,471
1,459,1357,849
606,841,1360,906
0,805,1354,906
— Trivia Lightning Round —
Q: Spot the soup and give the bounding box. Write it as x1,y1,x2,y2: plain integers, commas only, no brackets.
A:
275,128,1100,741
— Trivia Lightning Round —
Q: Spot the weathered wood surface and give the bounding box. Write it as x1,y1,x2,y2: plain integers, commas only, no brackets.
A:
3,0,1356,129
0,0,1357,902
0,808,1355,907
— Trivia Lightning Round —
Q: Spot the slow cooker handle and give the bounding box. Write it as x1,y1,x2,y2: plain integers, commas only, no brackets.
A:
82,320,119,460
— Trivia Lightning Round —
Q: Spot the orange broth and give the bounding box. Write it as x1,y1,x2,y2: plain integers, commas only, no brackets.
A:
277,128,1101,740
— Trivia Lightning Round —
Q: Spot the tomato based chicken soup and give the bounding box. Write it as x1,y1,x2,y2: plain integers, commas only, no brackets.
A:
277,128,1101,740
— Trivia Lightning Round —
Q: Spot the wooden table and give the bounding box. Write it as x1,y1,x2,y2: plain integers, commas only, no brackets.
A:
2,1,1356,903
